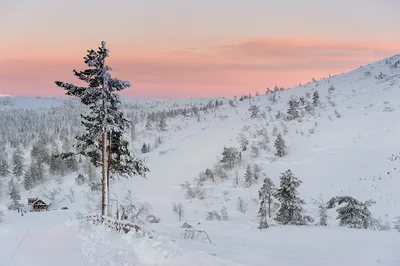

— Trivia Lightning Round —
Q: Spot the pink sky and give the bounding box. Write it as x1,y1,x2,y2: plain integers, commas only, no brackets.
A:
1,1,399,98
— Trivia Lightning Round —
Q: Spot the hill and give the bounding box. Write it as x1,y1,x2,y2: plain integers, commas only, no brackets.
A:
1,55,400,265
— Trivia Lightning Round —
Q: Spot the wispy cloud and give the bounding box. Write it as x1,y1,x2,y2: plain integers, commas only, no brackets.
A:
219,37,398,61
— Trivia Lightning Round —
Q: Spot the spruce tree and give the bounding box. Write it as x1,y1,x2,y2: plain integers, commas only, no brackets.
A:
12,147,24,177
49,151,59,176
237,133,249,151
220,147,239,170
159,116,167,131
287,99,299,120
0,154,10,177
244,164,253,188
394,216,400,232
145,119,152,130
205,168,215,183
252,164,262,181
30,142,50,166
8,178,22,210
312,91,320,106
23,168,33,190
249,105,260,118
274,133,286,157
65,156,79,172
55,41,149,215
35,160,45,182
274,170,305,225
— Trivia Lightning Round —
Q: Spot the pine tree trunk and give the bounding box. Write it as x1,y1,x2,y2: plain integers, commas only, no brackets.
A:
268,194,271,218
106,131,112,216
101,133,106,216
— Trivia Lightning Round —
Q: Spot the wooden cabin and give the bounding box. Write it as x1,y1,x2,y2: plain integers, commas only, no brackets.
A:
27,197,51,211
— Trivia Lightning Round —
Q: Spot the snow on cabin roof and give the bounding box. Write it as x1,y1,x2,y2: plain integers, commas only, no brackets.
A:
30,195,52,205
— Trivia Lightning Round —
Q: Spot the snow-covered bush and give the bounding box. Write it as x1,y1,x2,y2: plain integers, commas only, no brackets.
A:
237,197,247,214
120,190,152,225
327,196,375,229
311,196,328,226
182,229,212,243
221,207,229,221
181,181,207,200
146,214,161,224
206,210,221,221
393,216,400,232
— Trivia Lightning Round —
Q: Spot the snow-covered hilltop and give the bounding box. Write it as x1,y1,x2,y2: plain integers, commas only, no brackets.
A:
1,54,400,266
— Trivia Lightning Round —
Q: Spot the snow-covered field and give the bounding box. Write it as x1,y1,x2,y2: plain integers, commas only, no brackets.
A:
1,55,400,265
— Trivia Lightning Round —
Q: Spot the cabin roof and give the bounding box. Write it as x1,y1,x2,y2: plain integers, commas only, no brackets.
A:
29,195,52,206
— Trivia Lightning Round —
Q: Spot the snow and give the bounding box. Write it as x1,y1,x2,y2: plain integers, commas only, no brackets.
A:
1,212,398,266
1,55,400,265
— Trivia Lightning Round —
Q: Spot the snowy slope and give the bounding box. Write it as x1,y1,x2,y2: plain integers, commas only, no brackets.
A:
1,55,400,265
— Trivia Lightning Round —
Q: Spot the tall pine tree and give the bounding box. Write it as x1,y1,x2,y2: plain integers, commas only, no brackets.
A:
55,41,149,215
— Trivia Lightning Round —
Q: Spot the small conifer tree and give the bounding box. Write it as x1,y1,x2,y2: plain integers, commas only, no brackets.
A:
287,99,300,120
274,170,305,225
274,133,286,157
327,196,375,229
12,148,24,177
8,178,22,210
244,164,253,187
312,91,320,106
258,177,276,229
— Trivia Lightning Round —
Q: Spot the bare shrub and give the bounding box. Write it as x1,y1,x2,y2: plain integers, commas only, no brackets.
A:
369,218,391,231
181,181,206,200
172,202,185,221
221,207,229,221
311,195,328,226
233,171,240,187
214,164,229,182
223,190,230,202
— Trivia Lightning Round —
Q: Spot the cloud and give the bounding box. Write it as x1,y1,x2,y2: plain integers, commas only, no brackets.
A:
219,37,398,60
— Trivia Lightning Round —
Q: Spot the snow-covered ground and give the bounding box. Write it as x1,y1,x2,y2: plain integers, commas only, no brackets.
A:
1,211,399,266
1,55,400,265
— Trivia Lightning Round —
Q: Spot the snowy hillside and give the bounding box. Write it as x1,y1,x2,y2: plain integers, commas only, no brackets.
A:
1,54,400,266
